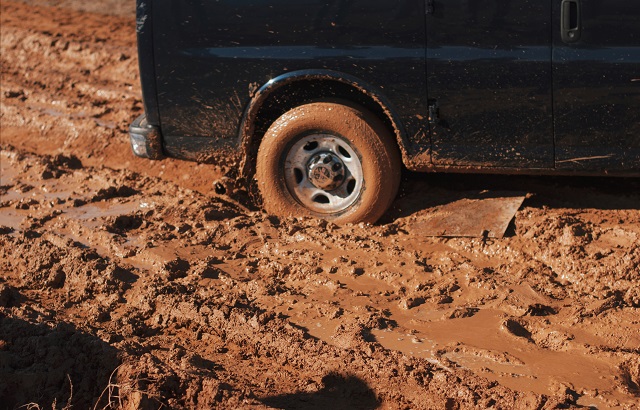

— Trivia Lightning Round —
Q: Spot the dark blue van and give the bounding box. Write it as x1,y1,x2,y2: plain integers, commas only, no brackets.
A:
130,0,640,223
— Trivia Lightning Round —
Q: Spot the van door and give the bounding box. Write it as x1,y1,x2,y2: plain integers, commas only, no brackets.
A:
426,0,553,168
553,0,640,172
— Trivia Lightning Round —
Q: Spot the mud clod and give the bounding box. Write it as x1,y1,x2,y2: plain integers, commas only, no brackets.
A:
163,258,191,280
502,319,533,341
106,214,144,234
524,303,557,316
92,185,138,202
0,226,15,235
400,297,426,310
618,357,640,394
446,307,479,319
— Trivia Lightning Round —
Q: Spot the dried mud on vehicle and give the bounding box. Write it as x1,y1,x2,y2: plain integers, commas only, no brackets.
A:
1,1,640,409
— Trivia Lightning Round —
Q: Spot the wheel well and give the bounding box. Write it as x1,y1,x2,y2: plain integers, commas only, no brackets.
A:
242,78,404,182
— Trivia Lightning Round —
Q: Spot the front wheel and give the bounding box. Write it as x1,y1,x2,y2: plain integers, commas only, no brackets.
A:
256,102,401,224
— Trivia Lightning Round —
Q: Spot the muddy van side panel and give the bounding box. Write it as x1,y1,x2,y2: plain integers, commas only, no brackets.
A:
149,0,429,162
553,0,640,172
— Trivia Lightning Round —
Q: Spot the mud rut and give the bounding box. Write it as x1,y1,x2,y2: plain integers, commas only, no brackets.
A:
1,1,640,409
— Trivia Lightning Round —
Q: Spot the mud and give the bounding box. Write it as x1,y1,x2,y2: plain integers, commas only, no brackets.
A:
1,1,640,409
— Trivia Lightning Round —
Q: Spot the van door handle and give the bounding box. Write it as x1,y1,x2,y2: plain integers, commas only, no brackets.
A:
561,0,581,43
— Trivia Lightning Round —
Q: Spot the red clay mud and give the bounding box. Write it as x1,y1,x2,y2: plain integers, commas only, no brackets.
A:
1,1,639,409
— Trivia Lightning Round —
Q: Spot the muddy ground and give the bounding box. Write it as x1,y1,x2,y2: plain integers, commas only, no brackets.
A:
1,1,639,409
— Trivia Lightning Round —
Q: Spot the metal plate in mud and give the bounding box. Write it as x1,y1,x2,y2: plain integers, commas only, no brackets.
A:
414,193,526,238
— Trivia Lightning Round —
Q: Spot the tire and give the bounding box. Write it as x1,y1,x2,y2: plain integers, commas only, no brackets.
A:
256,101,401,224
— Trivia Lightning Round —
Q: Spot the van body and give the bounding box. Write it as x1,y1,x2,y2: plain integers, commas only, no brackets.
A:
130,0,640,223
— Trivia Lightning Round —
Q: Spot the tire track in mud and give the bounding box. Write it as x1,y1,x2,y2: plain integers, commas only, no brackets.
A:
0,148,543,408
2,147,640,408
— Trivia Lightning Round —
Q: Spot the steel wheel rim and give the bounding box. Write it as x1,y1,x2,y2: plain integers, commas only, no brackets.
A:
284,134,363,214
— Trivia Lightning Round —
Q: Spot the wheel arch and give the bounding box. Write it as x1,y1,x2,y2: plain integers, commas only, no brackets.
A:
238,69,409,181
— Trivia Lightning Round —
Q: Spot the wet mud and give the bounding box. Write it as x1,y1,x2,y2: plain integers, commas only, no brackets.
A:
2,1,640,409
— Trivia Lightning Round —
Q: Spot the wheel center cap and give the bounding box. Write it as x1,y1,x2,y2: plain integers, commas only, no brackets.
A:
307,152,345,191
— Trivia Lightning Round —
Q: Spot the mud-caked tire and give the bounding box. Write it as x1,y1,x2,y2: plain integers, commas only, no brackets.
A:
256,102,401,224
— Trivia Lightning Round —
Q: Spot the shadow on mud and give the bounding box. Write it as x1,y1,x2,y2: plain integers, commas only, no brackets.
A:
0,313,120,409
260,372,380,410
